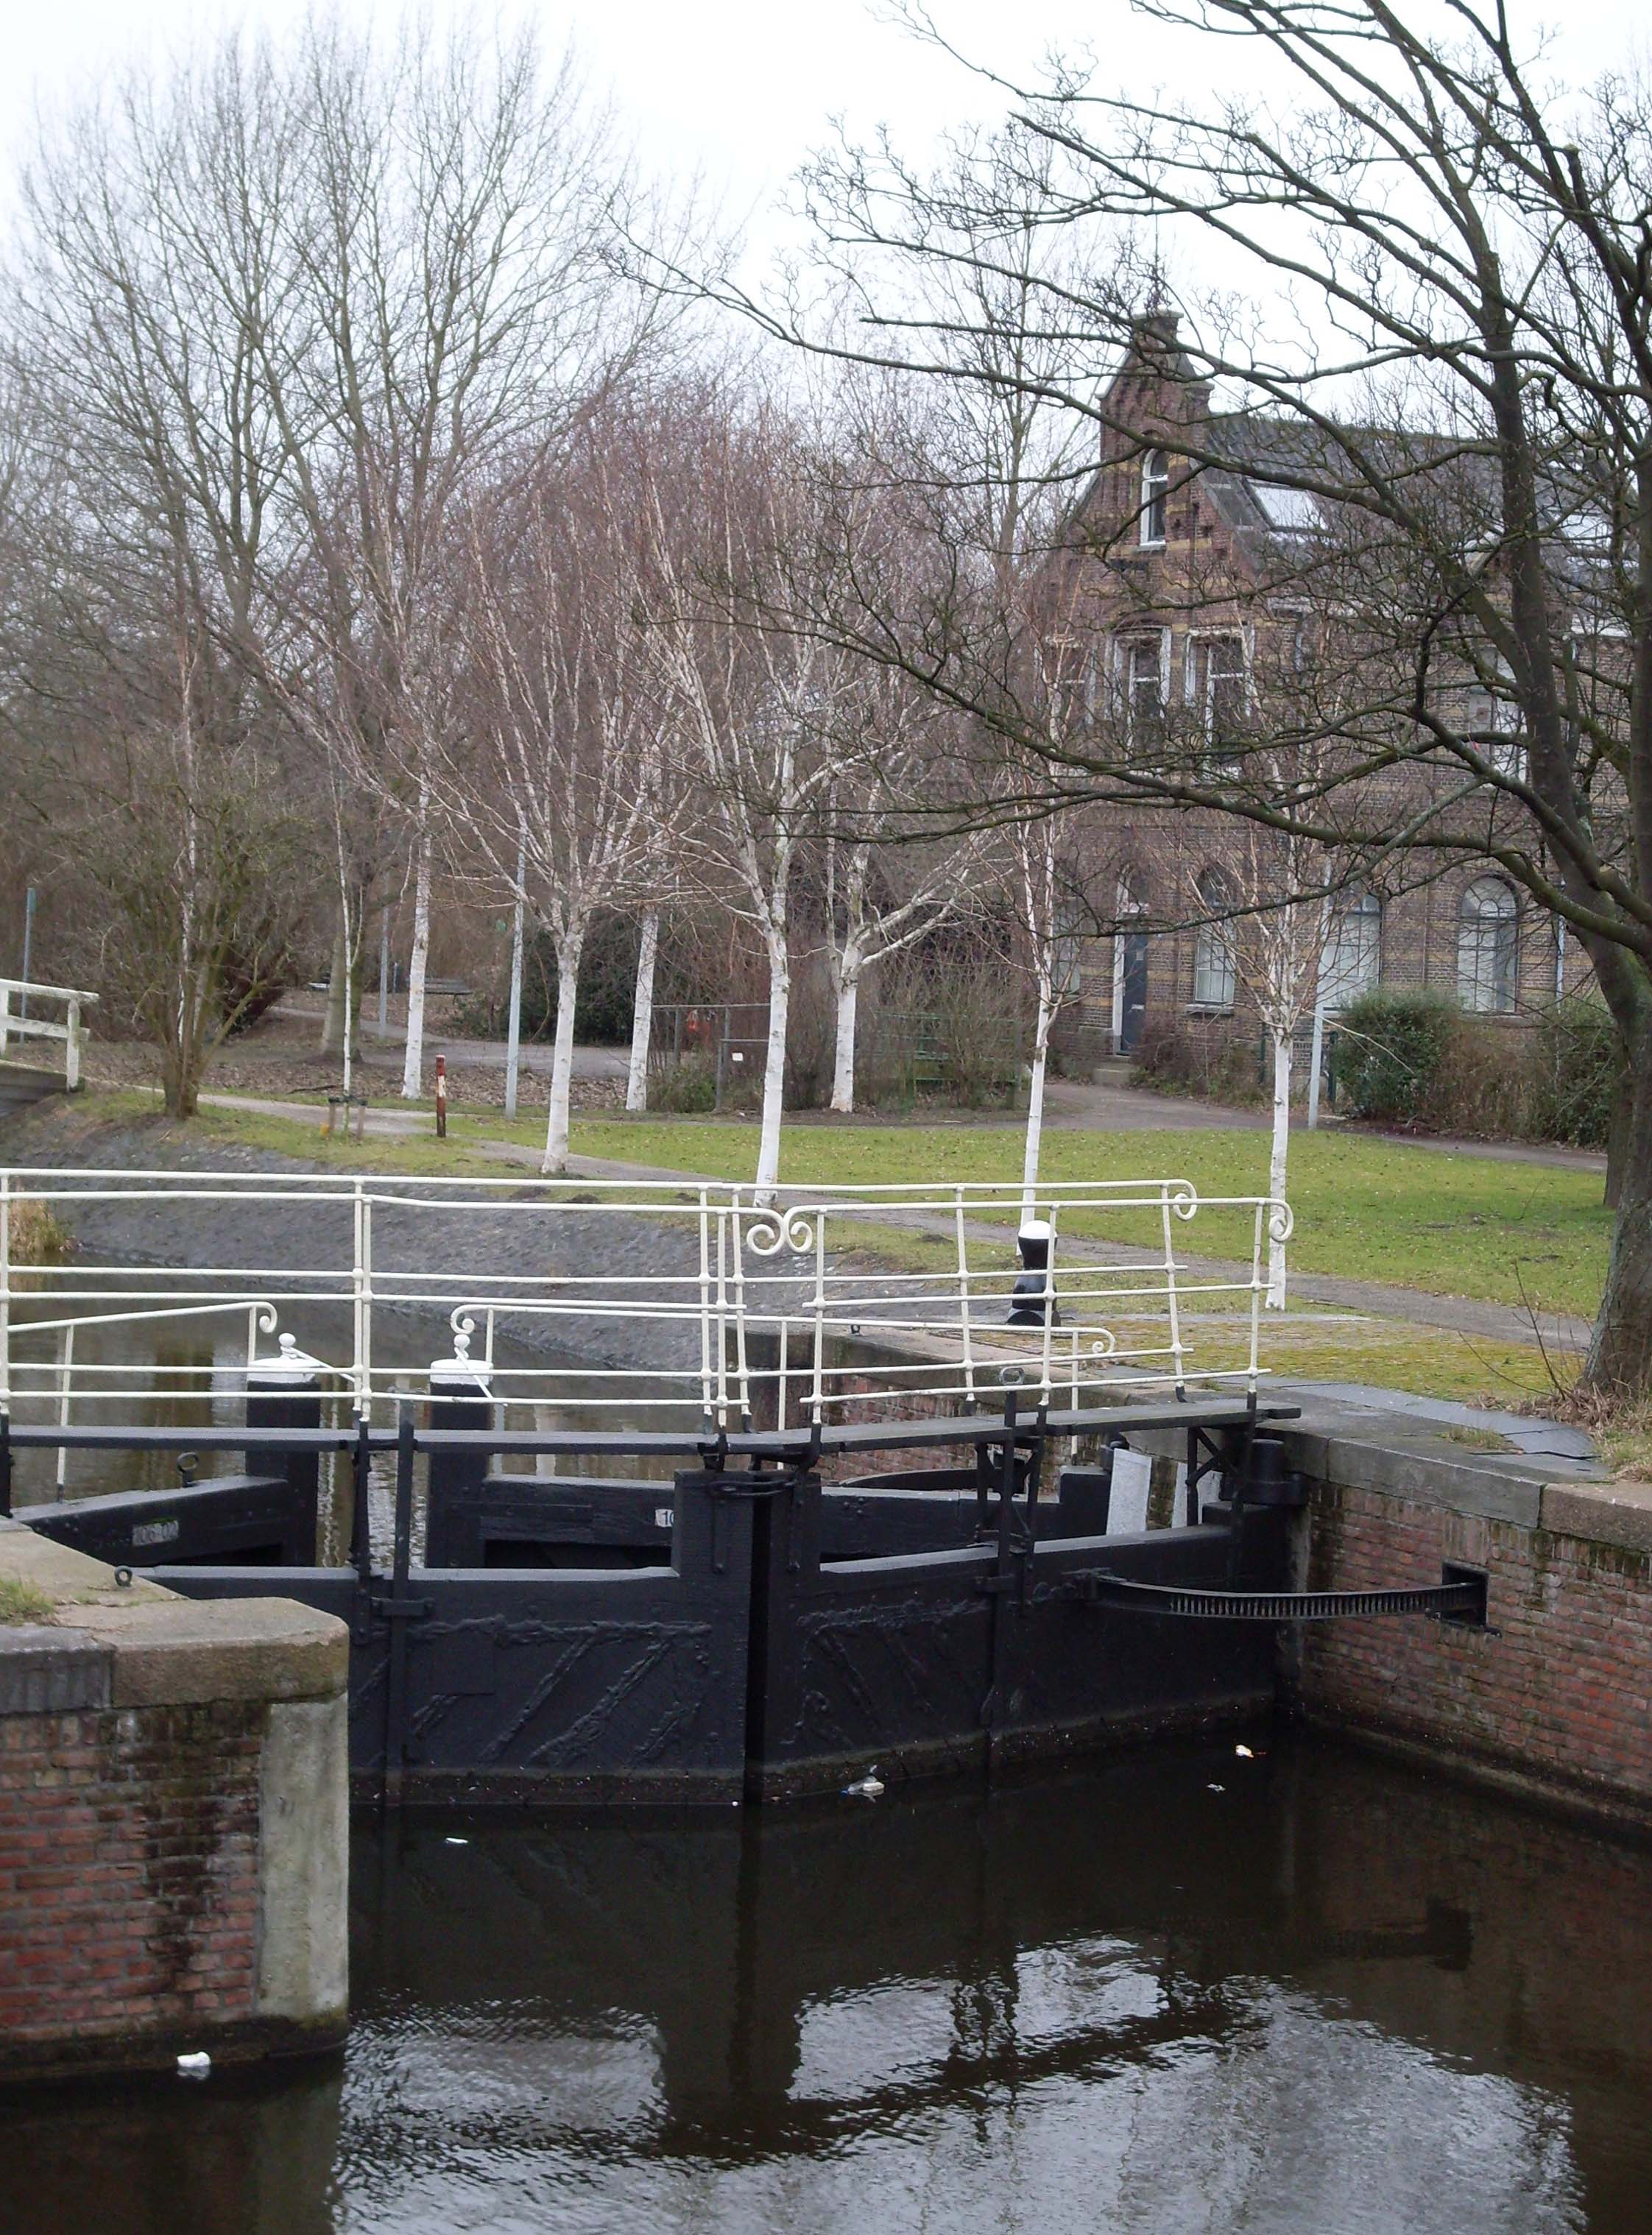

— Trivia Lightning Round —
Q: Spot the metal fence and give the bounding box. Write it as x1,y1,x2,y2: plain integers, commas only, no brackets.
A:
0,1168,1292,1433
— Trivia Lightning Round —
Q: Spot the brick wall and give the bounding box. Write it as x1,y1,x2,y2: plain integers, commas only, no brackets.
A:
1297,1472,1652,1829
0,1698,264,2055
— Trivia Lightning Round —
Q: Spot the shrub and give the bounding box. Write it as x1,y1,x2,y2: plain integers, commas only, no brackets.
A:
1334,991,1458,1126
1526,995,1622,1148
1132,1022,1264,1106
919,964,1028,1108
650,1053,718,1113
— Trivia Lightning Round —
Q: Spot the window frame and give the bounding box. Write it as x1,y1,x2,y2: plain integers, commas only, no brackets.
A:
1190,872,1238,1011
1319,889,1381,1012
1457,878,1519,1014
1140,449,1169,546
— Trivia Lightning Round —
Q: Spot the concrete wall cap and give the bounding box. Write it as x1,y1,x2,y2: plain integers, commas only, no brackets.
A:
1313,1433,1547,1525
1540,1475,1652,1556
52,1594,349,1707
0,1624,113,1715
0,1522,175,1610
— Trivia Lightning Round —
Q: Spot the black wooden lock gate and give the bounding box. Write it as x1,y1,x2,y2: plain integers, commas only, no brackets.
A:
7,1397,1404,1807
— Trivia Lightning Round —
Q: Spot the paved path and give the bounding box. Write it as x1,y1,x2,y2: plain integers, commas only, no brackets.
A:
1043,1073,1606,1174
275,1003,629,1081
200,1090,1591,1354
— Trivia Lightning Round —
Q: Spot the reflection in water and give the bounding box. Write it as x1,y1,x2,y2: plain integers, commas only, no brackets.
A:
4,1734,1651,2232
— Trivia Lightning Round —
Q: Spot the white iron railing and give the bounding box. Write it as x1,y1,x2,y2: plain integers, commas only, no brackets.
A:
0,979,96,1088
0,1169,1292,1431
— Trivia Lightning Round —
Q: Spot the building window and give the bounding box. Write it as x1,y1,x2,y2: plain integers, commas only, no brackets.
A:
1319,890,1381,1011
1141,449,1168,545
1053,895,1084,997
1461,676,1528,782
1189,635,1248,763
1458,878,1519,1012
1124,634,1165,742
1192,872,1237,1009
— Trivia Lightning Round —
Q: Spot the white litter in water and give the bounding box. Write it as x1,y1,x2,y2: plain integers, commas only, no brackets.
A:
445,1837,469,1846
1207,1783,1226,1793
843,1768,885,1800
1235,1745,1254,1759
176,2052,212,2079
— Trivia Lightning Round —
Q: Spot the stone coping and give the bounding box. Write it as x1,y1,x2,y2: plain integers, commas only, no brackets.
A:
0,1517,347,1711
1108,1399,1652,1556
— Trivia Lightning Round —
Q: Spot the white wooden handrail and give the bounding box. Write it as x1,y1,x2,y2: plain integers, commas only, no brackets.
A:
0,980,97,1089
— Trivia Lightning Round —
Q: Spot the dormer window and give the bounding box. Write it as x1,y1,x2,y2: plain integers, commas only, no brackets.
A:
1141,450,1168,545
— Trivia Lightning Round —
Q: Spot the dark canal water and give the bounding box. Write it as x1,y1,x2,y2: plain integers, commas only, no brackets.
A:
4,1731,1651,2233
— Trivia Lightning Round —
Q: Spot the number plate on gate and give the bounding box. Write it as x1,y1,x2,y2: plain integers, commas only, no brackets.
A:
654,1508,674,1531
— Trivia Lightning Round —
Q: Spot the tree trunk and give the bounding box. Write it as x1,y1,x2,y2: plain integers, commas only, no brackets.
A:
1606,1075,1631,1211
541,929,585,1176
320,926,347,1056
626,909,659,1115
754,939,790,1204
1584,1043,1652,1399
1021,985,1053,1218
830,954,861,1115
1267,1025,1292,1308
401,821,431,1100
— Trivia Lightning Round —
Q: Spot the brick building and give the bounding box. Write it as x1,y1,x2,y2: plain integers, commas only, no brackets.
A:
1042,314,1578,1078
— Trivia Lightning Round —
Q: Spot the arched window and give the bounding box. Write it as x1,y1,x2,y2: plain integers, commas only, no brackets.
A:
1192,872,1237,1009
1320,889,1381,1011
1458,878,1519,1011
1141,449,1169,545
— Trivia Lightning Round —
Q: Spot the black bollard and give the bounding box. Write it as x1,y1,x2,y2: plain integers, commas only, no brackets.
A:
1006,1218,1062,1327
245,1332,325,1561
424,1328,494,1568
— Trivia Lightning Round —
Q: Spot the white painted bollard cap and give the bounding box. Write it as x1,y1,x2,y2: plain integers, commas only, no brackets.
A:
245,1332,328,1388
429,1326,492,1397
1018,1219,1053,1244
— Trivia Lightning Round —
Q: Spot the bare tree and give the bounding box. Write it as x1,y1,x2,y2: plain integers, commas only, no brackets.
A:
640,417,849,1198
435,460,667,1172
716,5,1652,1401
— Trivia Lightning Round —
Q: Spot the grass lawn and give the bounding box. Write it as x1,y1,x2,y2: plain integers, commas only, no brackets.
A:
541,1116,1611,1322
77,1090,1604,1407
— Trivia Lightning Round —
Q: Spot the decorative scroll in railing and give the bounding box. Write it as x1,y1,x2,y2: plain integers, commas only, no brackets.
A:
0,979,96,1089
0,1169,1292,1431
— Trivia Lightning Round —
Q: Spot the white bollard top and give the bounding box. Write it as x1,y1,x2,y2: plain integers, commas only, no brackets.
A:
1018,1219,1053,1244
429,1326,492,1397
246,1331,328,1388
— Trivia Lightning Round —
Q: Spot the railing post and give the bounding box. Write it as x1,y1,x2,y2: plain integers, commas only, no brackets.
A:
64,999,81,1090
0,985,10,1060
246,1332,326,1560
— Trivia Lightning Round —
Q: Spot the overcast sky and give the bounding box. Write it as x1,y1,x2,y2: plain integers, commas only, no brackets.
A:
1,0,1644,250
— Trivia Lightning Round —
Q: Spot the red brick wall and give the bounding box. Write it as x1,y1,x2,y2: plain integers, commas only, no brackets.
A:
1299,1480,1652,1822
0,1700,264,2053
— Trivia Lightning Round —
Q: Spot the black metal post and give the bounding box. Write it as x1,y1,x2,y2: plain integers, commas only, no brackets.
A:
382,1407,417,1809
424,1336,493,1568
245,1338,325,1559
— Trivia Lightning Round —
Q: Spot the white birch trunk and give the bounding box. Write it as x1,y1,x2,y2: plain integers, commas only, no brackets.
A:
1021,980,1054,1219
830,953,862,1115
401,814,431,1099
626,909,660,1114
542,929,585,1176
754,932,790,1204
320,926,347,1055
1267,1025,1292,1307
